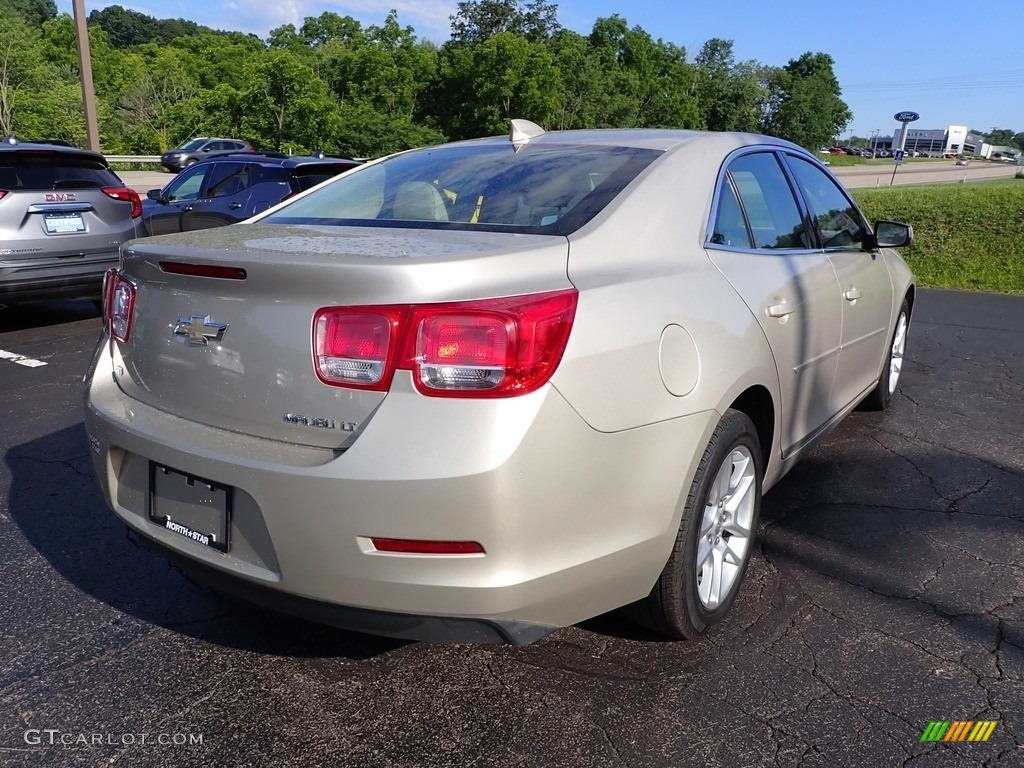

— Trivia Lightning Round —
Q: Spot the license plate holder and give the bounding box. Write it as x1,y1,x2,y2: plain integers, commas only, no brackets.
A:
148,464,230,552
43,212,86,234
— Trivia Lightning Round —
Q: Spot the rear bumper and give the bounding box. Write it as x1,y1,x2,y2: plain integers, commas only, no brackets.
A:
84,338,717,643
0,253,119,302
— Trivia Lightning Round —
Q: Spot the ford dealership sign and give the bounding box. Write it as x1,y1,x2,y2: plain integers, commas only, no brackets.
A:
894,111,920,122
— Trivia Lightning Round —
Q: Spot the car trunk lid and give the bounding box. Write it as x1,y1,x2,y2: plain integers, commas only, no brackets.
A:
112,223,571,449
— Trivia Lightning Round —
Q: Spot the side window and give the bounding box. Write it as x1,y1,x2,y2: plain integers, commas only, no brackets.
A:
709,178,752,249
165,165,209,201
206,163,251,198
786,156,867,250
727,153,810,250
206,141,225,151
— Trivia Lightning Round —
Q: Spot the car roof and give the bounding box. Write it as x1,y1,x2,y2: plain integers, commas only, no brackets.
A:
423,128,807,160
0,136,108,164
191,151,360,168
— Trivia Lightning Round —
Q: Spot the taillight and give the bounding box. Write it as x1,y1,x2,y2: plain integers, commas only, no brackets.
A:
313,289,577,397
313,308,407,389
0,189,7,201
102,268,136,342
102,186,143,218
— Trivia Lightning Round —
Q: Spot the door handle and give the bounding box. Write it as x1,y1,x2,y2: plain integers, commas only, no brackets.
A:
843,287,862,302
229,203,243,209
183,205,194,211
767,299,794,318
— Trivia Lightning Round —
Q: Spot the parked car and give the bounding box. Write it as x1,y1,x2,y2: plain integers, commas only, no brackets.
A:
0,136,141,304
86,123,914,645
159,137,255,173
141,152,362,236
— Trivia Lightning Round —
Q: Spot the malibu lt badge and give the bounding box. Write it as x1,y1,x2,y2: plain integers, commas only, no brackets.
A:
172,314,228,347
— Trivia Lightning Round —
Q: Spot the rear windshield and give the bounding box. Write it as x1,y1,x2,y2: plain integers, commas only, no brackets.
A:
0,153,119,190
263,143,661,235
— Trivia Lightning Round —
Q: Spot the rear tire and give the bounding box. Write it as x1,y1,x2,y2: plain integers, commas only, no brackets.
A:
858,297,909,411
625,409,762,639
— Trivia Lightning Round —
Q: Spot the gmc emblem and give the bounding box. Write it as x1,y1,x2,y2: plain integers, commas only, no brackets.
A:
44,193,76,202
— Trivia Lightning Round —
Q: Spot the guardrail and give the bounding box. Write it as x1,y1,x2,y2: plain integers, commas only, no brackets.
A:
106,155,161,163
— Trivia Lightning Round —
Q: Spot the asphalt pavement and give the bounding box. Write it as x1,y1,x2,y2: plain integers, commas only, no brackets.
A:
0,289,1021,767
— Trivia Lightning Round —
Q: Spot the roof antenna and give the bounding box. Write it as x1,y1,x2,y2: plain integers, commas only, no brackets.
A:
510,119,545,150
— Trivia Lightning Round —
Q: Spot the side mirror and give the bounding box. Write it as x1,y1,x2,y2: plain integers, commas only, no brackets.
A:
146,188,165,202
873,220,913,248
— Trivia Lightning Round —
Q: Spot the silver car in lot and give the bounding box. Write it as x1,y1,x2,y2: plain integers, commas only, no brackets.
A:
1,138,142,303
84,123,914,644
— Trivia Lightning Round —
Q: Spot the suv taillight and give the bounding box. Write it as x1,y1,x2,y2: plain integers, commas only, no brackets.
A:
313,290,578,397
102,186,143,218
102,269,136,342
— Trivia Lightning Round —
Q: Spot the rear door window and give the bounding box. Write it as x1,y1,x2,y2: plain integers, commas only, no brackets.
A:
784,155,868,250
725,153,811,250
206,163,251,198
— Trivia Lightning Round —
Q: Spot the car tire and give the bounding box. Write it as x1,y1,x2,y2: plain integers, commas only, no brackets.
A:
625,409,762,639
858,297,910,411
184,158,197,168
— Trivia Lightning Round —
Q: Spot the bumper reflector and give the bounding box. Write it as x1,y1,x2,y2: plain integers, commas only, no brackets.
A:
369,538,485,555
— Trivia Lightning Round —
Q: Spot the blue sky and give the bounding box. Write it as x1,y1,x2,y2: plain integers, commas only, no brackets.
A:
57,0,1024,139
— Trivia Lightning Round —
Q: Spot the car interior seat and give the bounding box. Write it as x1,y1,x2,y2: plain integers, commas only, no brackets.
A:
392,181,449,222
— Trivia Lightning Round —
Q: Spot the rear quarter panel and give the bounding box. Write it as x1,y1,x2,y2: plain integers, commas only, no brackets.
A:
555,138,781,436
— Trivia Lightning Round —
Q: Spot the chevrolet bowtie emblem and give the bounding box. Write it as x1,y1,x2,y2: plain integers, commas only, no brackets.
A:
172,314,228,346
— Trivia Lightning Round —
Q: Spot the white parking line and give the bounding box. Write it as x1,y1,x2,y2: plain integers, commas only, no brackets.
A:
0,348,47,367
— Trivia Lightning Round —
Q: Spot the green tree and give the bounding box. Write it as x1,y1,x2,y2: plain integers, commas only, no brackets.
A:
89,4,209,47
694,38,769,132
450,0,560,43
0,13,83,143
436,30,561,139
761,52,850,150
238,50,341,152
301,12,364,48
0,0,57,28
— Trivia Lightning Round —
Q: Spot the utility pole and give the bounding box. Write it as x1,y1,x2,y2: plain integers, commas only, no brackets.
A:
72,0,101,151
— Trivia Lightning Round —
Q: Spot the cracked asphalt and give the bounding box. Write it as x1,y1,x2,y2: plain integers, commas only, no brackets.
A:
0,289,1021,767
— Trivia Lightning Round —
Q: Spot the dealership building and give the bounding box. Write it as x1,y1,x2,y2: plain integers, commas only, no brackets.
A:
873,125,1020,159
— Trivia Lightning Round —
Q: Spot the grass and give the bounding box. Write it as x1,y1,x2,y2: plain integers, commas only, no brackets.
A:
852,179,1024,294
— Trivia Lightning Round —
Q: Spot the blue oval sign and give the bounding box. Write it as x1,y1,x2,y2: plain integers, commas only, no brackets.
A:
894,111,920,122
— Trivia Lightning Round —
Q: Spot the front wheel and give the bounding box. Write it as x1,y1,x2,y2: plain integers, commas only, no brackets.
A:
625,409,763,639
858,297,910,411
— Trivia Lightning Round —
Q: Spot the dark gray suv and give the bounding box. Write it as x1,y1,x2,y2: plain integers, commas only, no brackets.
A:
0,137,142,303
159,138,255,173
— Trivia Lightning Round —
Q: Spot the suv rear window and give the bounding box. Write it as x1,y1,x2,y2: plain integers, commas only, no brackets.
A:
0,153,119,190
291,163,358,192
264,143,660,235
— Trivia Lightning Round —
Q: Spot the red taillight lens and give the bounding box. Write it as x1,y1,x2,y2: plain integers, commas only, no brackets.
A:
102,186,143,218
0,189,7,201
102,268,135,342
313,308,406,389
369,538,485,555
416,314,508,391
312,289,577,397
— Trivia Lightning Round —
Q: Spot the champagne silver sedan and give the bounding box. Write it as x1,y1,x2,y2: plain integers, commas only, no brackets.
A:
85,123,914,644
